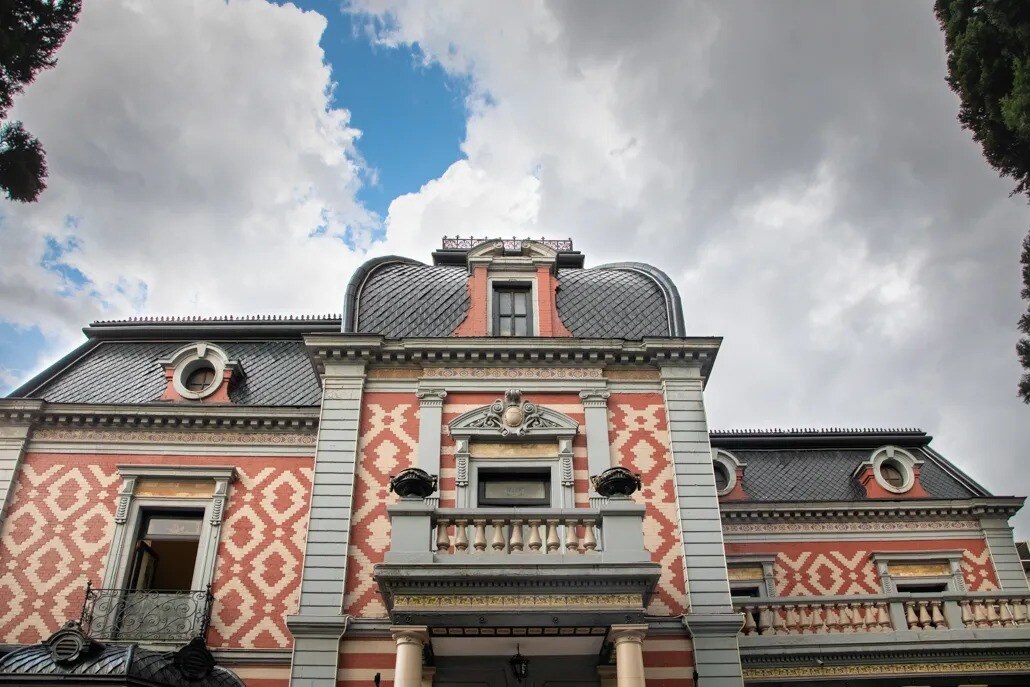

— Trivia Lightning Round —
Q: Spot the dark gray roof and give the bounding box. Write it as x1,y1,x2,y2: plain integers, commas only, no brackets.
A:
710,429,989,501
0,630,243,687
351,258,470,338
19,340,322,406
345,257,685,338
730,447,978,501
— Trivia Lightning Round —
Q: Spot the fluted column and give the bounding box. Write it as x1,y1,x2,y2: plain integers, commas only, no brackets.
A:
610,624,647,687
392,626,429,687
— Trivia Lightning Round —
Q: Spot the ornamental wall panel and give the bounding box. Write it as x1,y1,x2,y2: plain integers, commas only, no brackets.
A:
725,538,999,595
0,452,312,648
607,394,688,616
342,393,419,617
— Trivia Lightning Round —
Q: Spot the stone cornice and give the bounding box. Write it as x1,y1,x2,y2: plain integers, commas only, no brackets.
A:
719,497,1025,521
304,334,721,382
0,400,319,433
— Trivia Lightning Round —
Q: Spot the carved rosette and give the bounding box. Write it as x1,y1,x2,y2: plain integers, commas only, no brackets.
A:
470,389,561,437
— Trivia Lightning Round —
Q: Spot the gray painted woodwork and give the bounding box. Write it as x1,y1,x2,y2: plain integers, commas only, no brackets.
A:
0,401,42,525
416,390,447,508
982,516,1030,591
579,390,612,509
289,362,366,687
660,364,744,687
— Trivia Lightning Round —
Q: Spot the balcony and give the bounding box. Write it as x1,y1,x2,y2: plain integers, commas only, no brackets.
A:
735,592,1030,636
79,582,213,643
374,498,661,630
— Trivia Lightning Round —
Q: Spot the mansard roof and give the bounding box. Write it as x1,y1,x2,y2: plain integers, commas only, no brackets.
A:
343,246,686,339
8,316,332,405
709,428,991,501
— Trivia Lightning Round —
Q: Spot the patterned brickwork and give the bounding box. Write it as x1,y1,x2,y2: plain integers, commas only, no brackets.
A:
725,539,999,595
338,637,397,687
608,394,687,617
643,636,695,687
342,393,419,617
0,452,312,648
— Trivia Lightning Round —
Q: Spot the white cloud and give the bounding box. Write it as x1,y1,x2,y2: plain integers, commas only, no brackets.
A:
0,0,381,365
351,0,1030,531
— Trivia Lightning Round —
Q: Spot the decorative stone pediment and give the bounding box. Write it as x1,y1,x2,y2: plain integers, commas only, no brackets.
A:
449,389,578,439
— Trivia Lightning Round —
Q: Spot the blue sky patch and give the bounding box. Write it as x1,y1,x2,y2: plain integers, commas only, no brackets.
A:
290,1,468,219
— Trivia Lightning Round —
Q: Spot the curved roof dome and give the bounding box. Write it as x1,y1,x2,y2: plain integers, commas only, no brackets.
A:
343,252,685,339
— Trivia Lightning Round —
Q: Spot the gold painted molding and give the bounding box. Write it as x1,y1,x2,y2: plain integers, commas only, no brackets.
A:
744,660,1030,679
422,367,603,379
32,428,316,445
392,593,642,611
468,441,557,458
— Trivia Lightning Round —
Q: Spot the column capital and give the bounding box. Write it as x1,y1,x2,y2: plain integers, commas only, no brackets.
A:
609,623,647,646
579,389,611,407
416,389,448,406
391,625,429,646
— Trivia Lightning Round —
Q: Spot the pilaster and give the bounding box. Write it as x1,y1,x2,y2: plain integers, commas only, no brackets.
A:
289,362,366,687
981,515,1030,590
580,389,612,508
0,399,43,525
659,364,743,686
416,389,446,508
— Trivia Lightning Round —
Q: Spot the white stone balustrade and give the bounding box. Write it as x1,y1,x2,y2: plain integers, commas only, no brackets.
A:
384,498,651,565
960,596,1030,628
737,599,893,635
433,512,599,555
737,593,1030,637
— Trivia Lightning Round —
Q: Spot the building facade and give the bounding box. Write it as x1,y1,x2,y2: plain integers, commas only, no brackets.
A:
0,237,1027,687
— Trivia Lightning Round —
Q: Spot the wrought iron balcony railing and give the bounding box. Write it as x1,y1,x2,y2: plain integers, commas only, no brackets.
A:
441,237,574,252
79,581,213,643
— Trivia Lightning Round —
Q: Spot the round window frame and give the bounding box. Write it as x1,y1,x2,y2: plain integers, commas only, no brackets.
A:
167,344,229,400
711,449,740,497
870,446,917,494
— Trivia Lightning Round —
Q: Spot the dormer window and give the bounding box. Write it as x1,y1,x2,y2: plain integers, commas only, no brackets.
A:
493,284,533,336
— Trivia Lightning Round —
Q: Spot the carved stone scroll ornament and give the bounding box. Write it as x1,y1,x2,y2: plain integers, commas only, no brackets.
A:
467,389,561,437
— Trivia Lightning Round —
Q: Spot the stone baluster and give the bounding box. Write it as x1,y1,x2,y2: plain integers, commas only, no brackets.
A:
930,600,946,629
917,600,933,629
798,605,812,634
740,606,757,635
509,520,524,552
454,520,469,552
999,599,1016,627
861,603,877,632
876,603,891,631
757,606,774,636
491,520,506,551
987,599,1001,627
784,605,799,634
839,604,854,633
582,520,598,551
814,605,828,634
546,520,560,553
1012,599,1028,625
960,599,974,628
904,601,918,630
973,599,989,628
852,603,867,632
825,605,841,633
772,607,787,635
472,520,487,552
527,520,542,552
565,521,580,552
435,520,450,553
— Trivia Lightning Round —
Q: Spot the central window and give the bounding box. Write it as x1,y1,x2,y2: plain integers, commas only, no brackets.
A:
493,284,532,336
477,468,551,507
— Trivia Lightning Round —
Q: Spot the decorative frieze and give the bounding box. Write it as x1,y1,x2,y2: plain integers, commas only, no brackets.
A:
391,593,642,610
743,661,1030,679
31,428,316,445
424,367,603,379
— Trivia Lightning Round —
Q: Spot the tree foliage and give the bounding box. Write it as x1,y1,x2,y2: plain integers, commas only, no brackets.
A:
934,0,1030,402
0,0,81,203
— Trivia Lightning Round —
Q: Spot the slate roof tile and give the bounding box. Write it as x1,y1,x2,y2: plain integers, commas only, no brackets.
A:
28,340,321,406
732,448,978,501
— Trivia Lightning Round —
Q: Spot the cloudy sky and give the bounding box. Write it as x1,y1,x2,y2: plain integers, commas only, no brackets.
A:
1,1,1028,530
